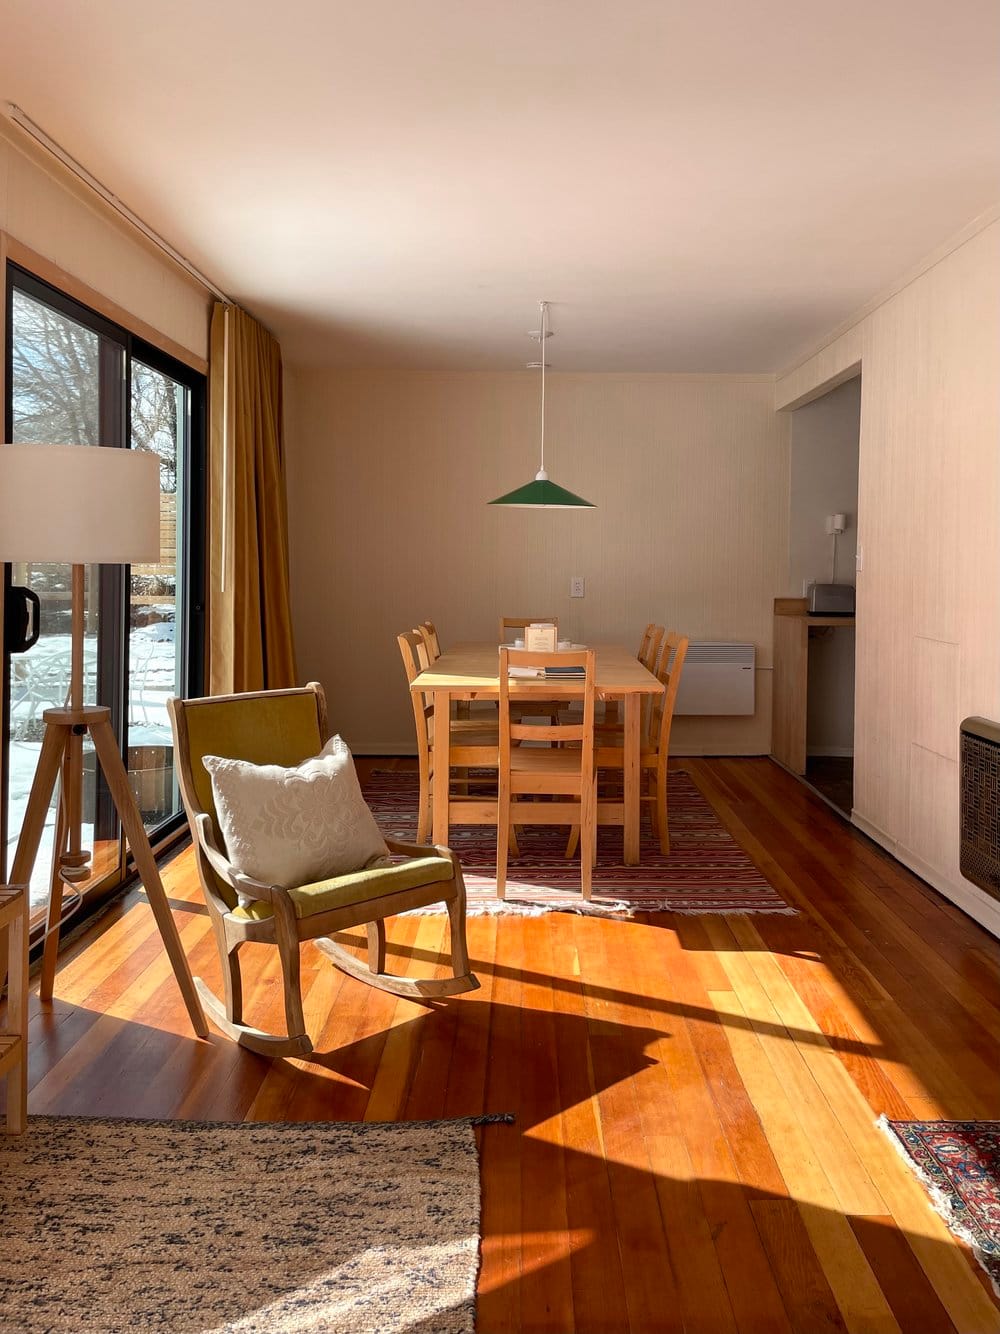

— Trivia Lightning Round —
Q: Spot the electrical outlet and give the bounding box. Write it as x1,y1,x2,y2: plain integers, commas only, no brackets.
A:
570,576,585,598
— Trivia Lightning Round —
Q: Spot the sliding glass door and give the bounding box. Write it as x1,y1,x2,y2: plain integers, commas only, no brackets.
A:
1,265,205,917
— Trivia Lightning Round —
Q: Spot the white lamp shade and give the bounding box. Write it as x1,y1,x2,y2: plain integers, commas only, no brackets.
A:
0,444,161,565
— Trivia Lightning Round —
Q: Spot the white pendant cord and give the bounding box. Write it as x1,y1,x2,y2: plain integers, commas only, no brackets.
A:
538,301,548,479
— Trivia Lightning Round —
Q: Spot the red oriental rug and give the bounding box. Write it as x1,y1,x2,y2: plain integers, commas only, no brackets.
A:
362,768,793,916
881,1117,1000,1296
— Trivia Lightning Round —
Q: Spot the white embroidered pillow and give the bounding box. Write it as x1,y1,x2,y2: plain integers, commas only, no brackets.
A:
202,736,388,888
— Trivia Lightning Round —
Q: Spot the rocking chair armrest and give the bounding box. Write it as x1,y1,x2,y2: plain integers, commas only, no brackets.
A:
193,813,279,905
384,836,459,869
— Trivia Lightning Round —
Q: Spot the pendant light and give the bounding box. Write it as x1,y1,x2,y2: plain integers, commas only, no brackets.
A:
488,301,595,509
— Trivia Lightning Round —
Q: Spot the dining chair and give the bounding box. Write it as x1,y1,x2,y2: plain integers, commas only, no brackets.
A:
417,621,441,660
168,682,478,1059
500,617,564,724
497,647,597,899
639,623,665,671
419,620,494,722
499,615,560,643
601,622,664,729
568,631,689,857
398,631,502,843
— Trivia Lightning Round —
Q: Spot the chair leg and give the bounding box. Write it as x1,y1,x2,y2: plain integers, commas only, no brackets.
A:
565,827,580,859
446,876,472,981
648,781,661,841
509,826,521,858
417,757,431,844
367,920,387,973
315,874,479,999
497,788,511,900
194,907,312,1059
580,788,595,901
274,897,309,1046
222,939,245,1027
657,764,671,855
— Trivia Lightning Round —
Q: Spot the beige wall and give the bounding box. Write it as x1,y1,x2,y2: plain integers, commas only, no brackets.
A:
0,121,212,878
777,218,1000,935
0,123,211,363
285,369,789,754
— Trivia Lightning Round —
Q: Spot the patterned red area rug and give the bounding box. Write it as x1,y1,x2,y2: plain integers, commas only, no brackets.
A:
362,768,793,915
880,1118,1000,1295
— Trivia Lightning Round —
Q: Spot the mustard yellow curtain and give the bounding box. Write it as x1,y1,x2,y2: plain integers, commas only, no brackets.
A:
209,304,297,693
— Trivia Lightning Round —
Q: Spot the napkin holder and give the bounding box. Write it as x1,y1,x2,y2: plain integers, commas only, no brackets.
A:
524,622,558,652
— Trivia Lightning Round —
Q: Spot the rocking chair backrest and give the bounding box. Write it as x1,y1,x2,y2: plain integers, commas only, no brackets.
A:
168,683,328,907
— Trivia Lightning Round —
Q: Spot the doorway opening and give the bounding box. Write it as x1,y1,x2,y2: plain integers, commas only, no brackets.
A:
788,376,861,816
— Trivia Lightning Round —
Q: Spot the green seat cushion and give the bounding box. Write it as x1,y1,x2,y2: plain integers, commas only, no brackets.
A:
230,855,455,921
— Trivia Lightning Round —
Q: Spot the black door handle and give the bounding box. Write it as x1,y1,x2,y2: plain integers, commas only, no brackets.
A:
4,585,41,654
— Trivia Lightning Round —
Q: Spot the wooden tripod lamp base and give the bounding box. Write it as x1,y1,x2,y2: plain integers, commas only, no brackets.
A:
9,704,208,1037
0,444,207,1041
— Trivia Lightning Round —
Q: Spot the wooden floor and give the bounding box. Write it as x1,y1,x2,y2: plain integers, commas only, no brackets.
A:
11,757,1000,1333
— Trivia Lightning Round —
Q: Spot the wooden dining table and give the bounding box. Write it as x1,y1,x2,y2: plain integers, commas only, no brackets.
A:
409,642,664,865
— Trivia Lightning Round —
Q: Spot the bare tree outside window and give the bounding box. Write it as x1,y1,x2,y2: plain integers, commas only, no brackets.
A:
10,289,100,446
11,290,180,493
132,361,179,494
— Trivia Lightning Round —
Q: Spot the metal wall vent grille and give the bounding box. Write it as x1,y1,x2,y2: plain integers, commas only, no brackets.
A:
960,717,1000,903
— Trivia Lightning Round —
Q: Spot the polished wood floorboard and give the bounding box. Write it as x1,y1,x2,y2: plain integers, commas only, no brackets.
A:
11,757,1000,1333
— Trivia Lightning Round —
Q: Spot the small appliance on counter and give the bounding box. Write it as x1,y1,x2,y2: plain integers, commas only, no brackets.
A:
807,582,856,616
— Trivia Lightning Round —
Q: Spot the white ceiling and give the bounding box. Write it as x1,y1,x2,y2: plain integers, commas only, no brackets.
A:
1,0,998,371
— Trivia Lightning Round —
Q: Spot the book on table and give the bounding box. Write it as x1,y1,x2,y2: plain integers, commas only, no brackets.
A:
507,664,586,679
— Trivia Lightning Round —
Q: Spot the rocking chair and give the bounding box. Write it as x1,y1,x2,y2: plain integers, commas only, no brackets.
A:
168,682,478,1058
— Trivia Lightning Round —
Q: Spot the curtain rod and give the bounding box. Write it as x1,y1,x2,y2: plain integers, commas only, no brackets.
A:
4,103,233,304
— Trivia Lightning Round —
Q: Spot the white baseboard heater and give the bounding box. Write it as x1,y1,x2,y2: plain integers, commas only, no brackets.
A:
673,641,755,716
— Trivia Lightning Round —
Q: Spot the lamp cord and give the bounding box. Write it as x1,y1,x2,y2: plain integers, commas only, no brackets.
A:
539,300,548,476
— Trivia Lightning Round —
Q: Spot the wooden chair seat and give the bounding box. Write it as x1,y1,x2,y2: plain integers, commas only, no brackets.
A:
229,853,455,921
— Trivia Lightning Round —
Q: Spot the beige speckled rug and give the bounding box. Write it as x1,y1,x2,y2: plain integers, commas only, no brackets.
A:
0,1115,488,1333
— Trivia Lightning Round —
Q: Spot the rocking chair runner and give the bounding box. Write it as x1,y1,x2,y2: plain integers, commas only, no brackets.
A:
168,683,478,1058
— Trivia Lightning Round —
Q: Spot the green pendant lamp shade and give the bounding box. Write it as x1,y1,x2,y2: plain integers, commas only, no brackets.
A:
488,300,595,510
489,469,594,509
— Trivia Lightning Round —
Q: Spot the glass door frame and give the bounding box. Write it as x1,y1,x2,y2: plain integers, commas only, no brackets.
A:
1,261,206,913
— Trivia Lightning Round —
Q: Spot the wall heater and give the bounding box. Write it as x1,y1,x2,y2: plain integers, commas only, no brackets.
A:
673,642,755,716
960,716,1000,903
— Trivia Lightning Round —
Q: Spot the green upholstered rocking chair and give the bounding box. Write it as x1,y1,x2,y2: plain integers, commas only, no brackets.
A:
168,682,478,1058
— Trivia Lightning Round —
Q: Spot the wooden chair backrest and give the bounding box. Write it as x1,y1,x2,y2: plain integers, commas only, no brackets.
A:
417,622,441,659
650,632,689,756
499,616,560,642
167,683,328,908
638,623,665,671
498,647,596,786
397,630,433,759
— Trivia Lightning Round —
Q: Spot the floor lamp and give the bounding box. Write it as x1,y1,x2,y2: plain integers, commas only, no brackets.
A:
0,444,207,1038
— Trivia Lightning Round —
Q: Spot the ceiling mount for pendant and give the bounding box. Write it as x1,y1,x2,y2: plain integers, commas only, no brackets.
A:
488,300,596,510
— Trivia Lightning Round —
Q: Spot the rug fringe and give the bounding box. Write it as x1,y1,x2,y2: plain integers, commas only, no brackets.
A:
876,1114,1000,1299
470,1112,517,1126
